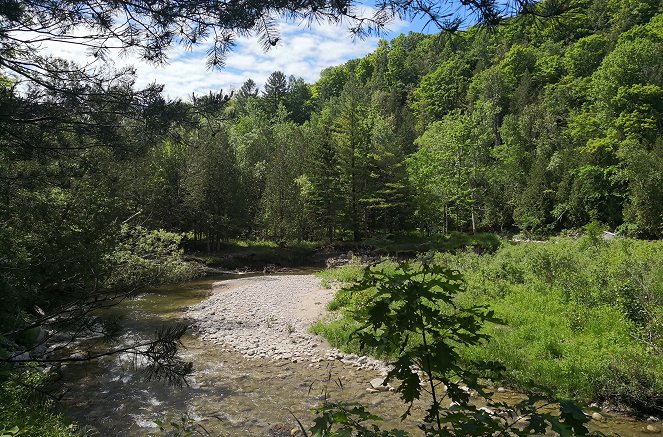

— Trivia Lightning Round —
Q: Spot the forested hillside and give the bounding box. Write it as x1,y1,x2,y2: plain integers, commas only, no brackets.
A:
3,0,661,354
2,0,663,434
124,0,663,246
7,1,661,314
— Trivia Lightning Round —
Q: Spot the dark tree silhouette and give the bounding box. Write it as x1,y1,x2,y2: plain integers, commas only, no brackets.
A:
263,71,288,111
2,0,578,76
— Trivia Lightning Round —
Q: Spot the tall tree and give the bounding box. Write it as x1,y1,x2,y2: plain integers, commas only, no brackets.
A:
284,76,312,123
260,120,310,240
362,115,411,233
263,71,288,113
299,113,344,242
410,57,472,130
331,79,372,241
183,121,245,250
235,78,260,115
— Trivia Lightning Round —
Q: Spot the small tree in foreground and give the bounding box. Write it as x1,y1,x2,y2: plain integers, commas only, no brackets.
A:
307,262,605,436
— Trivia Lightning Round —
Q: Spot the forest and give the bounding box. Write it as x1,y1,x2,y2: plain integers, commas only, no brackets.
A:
113,0,663,244
1,0,663,435
4,0,663,260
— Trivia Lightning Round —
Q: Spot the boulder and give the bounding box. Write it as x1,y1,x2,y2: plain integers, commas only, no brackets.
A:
369,377,390,392
644,425,660,434
591,412,605,422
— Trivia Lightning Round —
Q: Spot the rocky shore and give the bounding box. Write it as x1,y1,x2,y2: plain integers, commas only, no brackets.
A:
185,274,388,374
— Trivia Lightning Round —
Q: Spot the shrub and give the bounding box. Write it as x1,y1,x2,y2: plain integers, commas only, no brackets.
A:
314,237,663,412
0,369,76,437
105,225,201,289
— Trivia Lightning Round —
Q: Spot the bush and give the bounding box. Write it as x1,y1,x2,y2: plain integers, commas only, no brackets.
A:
0,369,77,437
105,225,201,289
314,237,663,412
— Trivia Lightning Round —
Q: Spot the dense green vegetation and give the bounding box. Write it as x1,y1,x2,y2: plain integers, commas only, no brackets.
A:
312,237,663,413
0,369,76,437
310,262,601,436
119,0,663,243
2,0,663,433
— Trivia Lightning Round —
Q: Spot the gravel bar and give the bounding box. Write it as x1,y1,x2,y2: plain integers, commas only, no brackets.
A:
186,274,387,372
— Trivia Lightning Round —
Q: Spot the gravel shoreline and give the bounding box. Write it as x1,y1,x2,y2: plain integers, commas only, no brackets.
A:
186,274,388,373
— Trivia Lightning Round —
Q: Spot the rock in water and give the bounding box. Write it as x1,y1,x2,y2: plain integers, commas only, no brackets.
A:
591,412,605,422
370,377,389,391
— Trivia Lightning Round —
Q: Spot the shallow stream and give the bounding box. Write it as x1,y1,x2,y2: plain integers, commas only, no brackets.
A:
59,275,659,436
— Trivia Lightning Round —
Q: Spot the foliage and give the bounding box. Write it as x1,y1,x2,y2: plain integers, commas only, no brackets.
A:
0,369,76,437
2,0,663,432
310,403,407,436
309,262,604,436
314,238,663,414
105,225,200,289
6,1,654,247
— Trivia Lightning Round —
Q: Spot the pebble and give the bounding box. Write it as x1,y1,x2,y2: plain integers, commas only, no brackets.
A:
644,425,660,434
479,407,494,415
185,275,389,373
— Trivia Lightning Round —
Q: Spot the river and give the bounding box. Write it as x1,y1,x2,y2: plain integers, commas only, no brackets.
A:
58,274,659,436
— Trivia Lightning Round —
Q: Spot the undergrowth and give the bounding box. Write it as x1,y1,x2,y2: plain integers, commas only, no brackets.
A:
0,369,77,437
313,236,663,414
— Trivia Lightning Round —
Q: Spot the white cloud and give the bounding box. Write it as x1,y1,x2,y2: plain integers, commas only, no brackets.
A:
18,10,408,100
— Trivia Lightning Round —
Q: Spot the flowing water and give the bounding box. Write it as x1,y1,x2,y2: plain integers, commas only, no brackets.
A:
59,275,659,436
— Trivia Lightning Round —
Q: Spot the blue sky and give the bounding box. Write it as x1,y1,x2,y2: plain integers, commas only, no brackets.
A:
37,6,451,99
132,10,417,99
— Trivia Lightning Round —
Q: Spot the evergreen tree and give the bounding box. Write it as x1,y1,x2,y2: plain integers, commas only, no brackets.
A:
299,114,345,242
235,79,260,115
331,79,372,241
260,120,310,240
362,115,411,233
263,71,288,114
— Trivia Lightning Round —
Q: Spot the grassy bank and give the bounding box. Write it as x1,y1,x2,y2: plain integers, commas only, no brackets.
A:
187,240,321,270
311,236,663,414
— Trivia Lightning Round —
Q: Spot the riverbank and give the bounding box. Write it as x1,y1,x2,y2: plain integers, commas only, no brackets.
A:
49,273,661,436
183,270,661,435
185,233,502,273
185,275,387,372
57,276,426,436
311,237,663,420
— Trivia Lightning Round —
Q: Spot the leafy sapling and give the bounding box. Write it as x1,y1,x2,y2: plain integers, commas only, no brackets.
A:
309,261,606,436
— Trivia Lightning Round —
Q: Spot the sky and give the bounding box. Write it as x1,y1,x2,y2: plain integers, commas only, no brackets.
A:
35,8,425,100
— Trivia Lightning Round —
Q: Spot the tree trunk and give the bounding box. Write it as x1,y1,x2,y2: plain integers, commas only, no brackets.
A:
444,205,449,235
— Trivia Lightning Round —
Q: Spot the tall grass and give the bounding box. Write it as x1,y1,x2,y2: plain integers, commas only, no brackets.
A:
313,237,663,413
